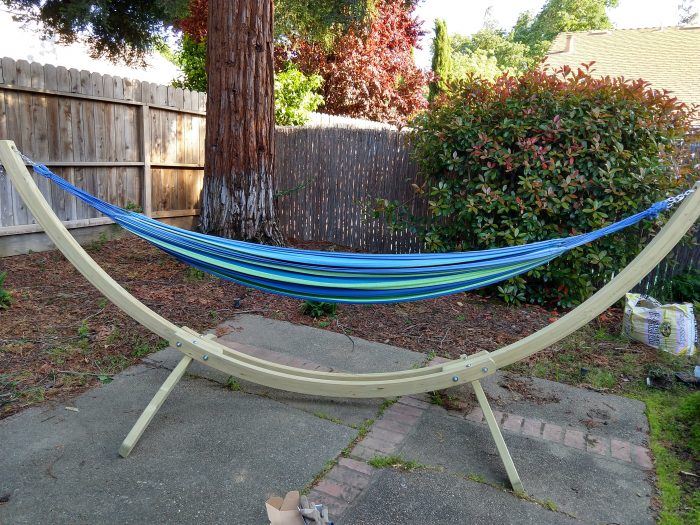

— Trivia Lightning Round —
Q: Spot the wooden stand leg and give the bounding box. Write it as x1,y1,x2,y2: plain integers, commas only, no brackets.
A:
471,380,525,493
119,355,193,458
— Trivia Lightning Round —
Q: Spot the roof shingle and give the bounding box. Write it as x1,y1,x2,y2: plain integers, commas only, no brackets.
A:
545,27,700,122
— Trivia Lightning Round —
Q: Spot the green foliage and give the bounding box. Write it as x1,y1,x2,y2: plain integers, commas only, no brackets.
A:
172,34,207,92
670,269,700,304
367,455,424,470
511,0,619,60
642,388,700,524
300,300,337,318
3,0,189,65
678,392,700,460
225,376,242,391
274,66,324,126
451,29,534,80
174,38,323,126
275,0,377,46
382,66,692,307
77,320,90,340
0,272,11,310
429,19,452,101
184,267,208,282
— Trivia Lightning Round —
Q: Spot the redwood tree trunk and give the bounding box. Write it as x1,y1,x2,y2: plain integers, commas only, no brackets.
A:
200,0,284,244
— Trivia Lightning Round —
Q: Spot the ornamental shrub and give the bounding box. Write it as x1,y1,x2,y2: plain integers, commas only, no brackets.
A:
388,65,695,307
172,38,323,126
274,66,324,126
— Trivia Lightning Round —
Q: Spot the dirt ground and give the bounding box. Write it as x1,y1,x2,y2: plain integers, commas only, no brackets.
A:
0,234,691,419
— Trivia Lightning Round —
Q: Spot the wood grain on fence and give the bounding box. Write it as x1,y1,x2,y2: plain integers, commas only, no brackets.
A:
0,57,206,242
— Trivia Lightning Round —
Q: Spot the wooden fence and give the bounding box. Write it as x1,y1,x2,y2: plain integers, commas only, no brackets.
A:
0,58,424,256
274,126,424,252
0,58,696,294
0,57,206,256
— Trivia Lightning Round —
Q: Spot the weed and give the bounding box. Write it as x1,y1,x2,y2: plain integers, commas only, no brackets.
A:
77,320,90,340
352,418,374,439
367,455,424,471
45,345,80,365
426,350,436,362
131,338,167,358
543,500,558,512
378,398,398,416
586,368,616,389
300,300,337,319
466,473,487,483
95,354,130,375
208,310,219,321
0,272,12,310
225,376,242,391
86,232,109,252
124,201,144,213
20,386,45,403
303,458,338,495
184,267,208,282
314,411,344,425
456,314,466,321
318,320,330,328
97,297,108,309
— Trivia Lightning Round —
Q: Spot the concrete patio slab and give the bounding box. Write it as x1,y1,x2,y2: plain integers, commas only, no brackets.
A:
0,364,356,525
0,315,656,524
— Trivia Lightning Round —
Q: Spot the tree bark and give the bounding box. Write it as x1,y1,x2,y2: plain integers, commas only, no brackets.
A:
200,0,284,244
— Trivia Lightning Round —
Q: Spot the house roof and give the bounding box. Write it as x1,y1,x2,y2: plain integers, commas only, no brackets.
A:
544,26,700,121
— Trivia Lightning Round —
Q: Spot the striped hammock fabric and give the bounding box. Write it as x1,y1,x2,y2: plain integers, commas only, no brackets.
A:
30,163,669,304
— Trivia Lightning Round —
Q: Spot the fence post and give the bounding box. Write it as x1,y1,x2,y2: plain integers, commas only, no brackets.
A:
140,105,152,217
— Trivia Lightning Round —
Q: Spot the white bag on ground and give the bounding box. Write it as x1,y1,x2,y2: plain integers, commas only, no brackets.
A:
623,293,697,356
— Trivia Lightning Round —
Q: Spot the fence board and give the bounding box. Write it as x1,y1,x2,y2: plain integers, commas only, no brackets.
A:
0,57,696,291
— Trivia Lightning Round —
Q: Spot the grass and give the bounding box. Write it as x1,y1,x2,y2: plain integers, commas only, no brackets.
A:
632,387,700,525
367,455,425,471
131,337,168,358
184,267,209,282
0,271,12,310
508,323,700,523
314,411,344,425
225,376,242,392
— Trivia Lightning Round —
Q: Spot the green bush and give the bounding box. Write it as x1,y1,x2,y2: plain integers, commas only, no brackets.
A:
173,37,323,126
670,269,700,303
382,66,694,306
0,272,11,310
274,65,324,126
300,300,337,318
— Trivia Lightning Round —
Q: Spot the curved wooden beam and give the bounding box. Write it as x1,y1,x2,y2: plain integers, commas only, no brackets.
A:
1,140,698,399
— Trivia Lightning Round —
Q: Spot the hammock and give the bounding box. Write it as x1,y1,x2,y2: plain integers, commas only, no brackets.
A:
2,141,698,488
29,161,670,304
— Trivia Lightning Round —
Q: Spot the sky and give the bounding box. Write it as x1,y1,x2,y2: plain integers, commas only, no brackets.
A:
0,10,180,83
414,0,681,69
0,2,685,81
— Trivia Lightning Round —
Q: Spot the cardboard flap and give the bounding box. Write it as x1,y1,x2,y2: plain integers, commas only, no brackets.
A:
280,491,300,511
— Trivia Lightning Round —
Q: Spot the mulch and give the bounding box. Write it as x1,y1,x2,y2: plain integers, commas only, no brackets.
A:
0,233,643,419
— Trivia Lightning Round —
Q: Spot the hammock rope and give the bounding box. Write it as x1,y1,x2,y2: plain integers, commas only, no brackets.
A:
24,157,691,304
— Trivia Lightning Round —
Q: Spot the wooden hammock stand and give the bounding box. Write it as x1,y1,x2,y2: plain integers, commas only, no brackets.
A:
1,140,698,494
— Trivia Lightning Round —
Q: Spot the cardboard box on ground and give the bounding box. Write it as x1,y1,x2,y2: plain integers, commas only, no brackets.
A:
266,491,305,525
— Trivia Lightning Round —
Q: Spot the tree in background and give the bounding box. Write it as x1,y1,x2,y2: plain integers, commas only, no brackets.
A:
450,29,533,80
172,28,325,126
511,0,619,60
429,18,452,101
3,0,189,65
290,0,428,126
678,0,699,25
4,0,374,243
